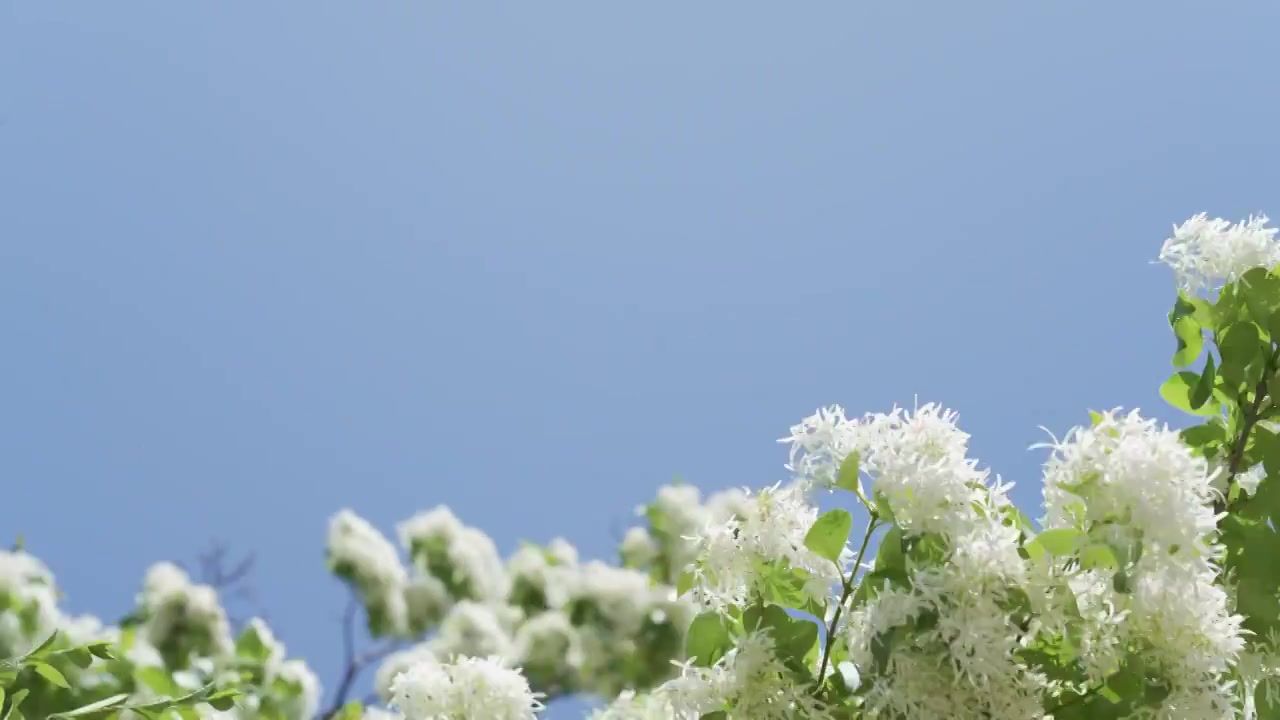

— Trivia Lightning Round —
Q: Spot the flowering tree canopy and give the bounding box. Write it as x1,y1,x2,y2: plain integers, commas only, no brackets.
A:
6,212,1280,719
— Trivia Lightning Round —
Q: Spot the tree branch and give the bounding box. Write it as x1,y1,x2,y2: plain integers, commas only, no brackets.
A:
815,517,880,691
319,595,405,719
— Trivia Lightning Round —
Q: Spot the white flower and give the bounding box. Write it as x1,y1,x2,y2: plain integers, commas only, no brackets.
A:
428,601,515,660
512,610,582,690
389,655,542,720
619,527,659,570
782,404,862,496
704,487,754,523
688,483,844,612
241,617,287,677
328,510,409,635
545,538,579,566
0,550,60,655
278,659,322,720
404,574,451,633
506,543,574,612
377,645,439,704
815,402,1045,719
1041,409,1219,560
551,561,669,632
1040,409,1244,716
647,485,708,577
398,507,509,603
1159,212,1280,293
663,630,834,720
138,562,234,659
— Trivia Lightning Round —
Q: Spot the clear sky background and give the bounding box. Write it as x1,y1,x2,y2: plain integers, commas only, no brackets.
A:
4,2,1280,717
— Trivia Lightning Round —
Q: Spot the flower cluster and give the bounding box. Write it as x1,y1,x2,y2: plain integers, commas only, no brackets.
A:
0,547,320,720
388,655,542,720
620,484,753,585
138,562,235,666
0,549,61,657
328,509,411,636
665,630,834,720
1041,409,1244,716
1159,212,1280,294
686,482,845,612
399,507,509,604
812,404,1043,719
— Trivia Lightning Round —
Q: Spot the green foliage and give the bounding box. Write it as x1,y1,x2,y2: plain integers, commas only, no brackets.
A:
835,452,862,495
804,510,852,564
0,631,240,720
686,612,733,667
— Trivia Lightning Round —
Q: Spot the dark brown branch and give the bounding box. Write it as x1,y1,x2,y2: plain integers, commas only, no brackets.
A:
319,595,404,720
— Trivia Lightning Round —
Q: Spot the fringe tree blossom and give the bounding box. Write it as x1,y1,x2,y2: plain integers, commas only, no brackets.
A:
328,509,410,636
1159,212,1280,294
399,506,510,604
0,550,61,656
139,562,234,664
830,404,1046,720
512,610,583,693
377,644,439,704
664,630,835,720
782,404,862,497
428,600,516,660
506,541,576,613
788,403,998,538
388,655,543,720
619,527,660,570
686,483,846,612
1041,409,1244,716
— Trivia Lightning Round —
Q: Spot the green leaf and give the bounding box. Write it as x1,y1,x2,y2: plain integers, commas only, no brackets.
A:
86,642,114,660
1160,371,1220,416
48,694,130,718
676,570,695,597
835,452,861,494
31,660,70,688
804,510,852,563
1171,292,1216,331
1029,528,1081,556
208,695,237,712
1191,354,1217,409
62,646,93,669
686,611,732,667
25,630,60,660
874,526,906,573
336,703,365,720
3,689,29,720
873,492,895,523
1256,681,1280,720
1080,543,1119,571
1241,268,1280,329
1171,316,1203,367
1180,421,1226,451
235,624,271,662
1219,321,1264,387
701,713,728,720
1268,309,1280,347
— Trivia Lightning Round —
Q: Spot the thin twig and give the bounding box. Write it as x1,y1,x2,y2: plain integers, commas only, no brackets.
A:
815,517,880,691
320,596,406,719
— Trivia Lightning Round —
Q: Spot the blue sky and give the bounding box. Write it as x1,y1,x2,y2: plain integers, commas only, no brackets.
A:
3,2,1280,716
